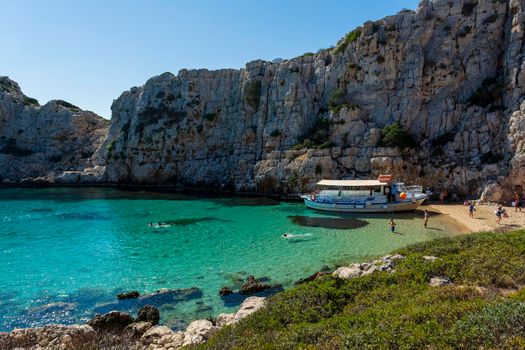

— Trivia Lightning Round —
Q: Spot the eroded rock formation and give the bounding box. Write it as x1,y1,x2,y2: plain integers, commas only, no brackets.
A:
3,0,525,201
0,77,108,184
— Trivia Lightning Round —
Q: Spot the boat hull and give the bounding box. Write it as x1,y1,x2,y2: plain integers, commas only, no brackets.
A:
303,196,427,213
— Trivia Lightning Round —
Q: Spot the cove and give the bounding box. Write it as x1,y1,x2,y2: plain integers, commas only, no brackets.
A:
0,187,460,331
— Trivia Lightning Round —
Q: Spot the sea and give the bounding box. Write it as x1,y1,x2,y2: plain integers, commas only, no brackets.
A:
0,187,461,331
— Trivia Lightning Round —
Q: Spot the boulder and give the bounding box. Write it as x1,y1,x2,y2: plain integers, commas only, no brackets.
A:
124,321,152,337
182,319,214,346
333,264,362,279
430,276,453,287
141,325,176,344
117,291,140,300
88,311,134,332
136,304,160,325
216,313,235,327
234,296,266,322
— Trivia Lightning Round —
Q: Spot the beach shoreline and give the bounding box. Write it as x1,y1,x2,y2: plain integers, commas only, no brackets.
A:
427,203,525,233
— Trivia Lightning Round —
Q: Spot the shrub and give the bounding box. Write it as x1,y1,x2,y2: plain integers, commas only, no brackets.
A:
379,121,416,149
468,77,504,108
245,81,262,110
107,140,116,155
23,96,39,106
376,55,385,64
0,79,15,93
56,100,80,110
302,52,315,57
270,129,282,137
328,88,345,111
430,131,455,147
480,151,499,164
334,29,362,55
0,138,33,157
203,112,217,122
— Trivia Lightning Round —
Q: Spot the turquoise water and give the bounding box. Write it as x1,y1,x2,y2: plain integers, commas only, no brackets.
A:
0,187,459,331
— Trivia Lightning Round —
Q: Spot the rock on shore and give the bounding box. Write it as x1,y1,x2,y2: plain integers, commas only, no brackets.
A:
0,296,266,349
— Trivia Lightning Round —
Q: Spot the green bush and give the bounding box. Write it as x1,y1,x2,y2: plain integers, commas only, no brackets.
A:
244,81,262,110
200,230,525,349
269,129,282,137
328,88,345,111
203,113,217,122
468,77,504,108
334,29,362,55
23,96,39,106
106,140,116,155
56,100,80,110
379,121,416,149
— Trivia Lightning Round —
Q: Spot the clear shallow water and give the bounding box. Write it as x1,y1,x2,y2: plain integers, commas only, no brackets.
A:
0,187,459,331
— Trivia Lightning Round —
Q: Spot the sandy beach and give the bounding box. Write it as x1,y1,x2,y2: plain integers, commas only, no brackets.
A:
427,203,525,233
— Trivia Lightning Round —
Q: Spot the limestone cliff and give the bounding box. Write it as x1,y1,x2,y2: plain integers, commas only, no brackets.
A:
93,0,523,199
3,0,525,200
0,77,108,184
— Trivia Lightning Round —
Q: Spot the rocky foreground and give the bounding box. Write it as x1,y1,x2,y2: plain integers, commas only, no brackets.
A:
0,254,418,350
2,0,525,201
0,296,265,350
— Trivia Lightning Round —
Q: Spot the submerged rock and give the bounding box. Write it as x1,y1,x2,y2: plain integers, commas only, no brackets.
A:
117,291,140,300
219,287,233,296
240,276,279,295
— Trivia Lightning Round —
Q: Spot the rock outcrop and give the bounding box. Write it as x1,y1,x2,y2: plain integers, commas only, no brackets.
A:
87,0,525,200
3,0,525,201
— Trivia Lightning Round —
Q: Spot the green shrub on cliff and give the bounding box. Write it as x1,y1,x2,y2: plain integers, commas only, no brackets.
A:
379,121,416,149
244,81,262,110
468,77,504,108
23,96,39,106
334,29,362,55
199,230,525,349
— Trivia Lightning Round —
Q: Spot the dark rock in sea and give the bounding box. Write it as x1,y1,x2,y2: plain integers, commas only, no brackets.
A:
93,287,203,314
117,291,140,300
294,271,331,285
219,287,233,296
136,305,160,325
88,311,134,332
240,276,280,295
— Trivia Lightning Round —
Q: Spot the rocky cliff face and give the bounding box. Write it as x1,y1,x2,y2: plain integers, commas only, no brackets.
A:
95,0,524,199
0,77,108,184
3,0,525,200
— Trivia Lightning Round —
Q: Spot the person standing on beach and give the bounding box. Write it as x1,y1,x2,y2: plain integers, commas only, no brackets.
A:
514,192,522,212
390,219,396,233
423,210,429,228
496,206,503,224
468,203,476,218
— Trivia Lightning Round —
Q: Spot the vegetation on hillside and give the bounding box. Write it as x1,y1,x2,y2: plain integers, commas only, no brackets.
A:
197,230,525,349
379,121,416,149
334,29,362,55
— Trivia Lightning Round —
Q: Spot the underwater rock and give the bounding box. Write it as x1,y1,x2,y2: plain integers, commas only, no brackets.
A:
136,305,160,325
219,287,233,296
87,311,134,332
295,271,331,285
117,291,140,300
240,276,276,295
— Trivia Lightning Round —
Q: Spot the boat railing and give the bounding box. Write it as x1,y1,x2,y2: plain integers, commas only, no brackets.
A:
405,186,423,194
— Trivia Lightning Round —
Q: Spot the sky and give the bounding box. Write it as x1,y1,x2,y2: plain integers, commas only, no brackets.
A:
0,0,420,118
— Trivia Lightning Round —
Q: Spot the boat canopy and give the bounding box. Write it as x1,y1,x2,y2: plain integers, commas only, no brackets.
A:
317,179,387,187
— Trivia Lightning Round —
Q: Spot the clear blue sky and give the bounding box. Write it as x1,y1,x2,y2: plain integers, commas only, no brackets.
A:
0,0,420,118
